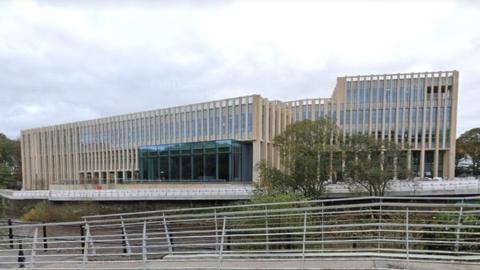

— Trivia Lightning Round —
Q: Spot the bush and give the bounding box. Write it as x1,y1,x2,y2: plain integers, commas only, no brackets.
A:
251,193,308,205
21,201,97,222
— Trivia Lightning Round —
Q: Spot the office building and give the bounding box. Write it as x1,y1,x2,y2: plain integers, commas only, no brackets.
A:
21,71,458,190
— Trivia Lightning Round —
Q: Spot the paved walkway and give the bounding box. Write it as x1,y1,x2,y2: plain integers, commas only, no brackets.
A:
7,257,480,269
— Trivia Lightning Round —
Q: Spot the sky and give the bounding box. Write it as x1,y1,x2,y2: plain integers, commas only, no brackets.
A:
0,0,479,139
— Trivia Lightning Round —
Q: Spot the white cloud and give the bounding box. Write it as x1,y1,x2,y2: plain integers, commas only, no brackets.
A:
0,0,479,138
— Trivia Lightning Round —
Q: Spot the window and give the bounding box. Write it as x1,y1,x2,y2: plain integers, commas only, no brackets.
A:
181,155,191,180
234,105,239,133
405,82,411,103
379,81,384,103
203,109,208,136
247,104,253,134
241,104,246,134
191,112,196,138
413,80,418,102
215,108,220,136
197,110,203,137
228,106,233,134
186,112,190,137
209,108,214,136
222,107,227,135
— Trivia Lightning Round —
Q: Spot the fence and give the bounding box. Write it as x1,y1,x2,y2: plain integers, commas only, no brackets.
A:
0,196,479,269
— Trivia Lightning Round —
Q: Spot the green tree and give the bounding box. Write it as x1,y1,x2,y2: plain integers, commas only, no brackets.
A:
256,118,341,199
0,164,15,188
0,133,21,188
457,128,480,178
343,133,411,196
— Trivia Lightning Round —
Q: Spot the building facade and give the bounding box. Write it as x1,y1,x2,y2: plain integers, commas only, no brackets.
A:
21,71,458,190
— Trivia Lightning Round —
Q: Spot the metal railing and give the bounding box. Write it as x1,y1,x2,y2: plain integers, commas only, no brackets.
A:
0,196,479,269
2,179,479,201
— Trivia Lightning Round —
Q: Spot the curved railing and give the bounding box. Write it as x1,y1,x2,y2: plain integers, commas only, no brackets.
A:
0,196,479,269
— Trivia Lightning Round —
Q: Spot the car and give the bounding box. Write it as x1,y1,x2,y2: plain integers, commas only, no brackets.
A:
433,177,443,181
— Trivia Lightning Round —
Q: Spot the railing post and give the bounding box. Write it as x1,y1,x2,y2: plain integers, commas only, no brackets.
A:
455,199,464,252
142,220,147,270
120,216,131,255
82,224,90,269
30,227,38,270
378,197,383,252
405,207,410,270
80,225,85,254
86,223,96,255
265,206,269,252
214,209,219,252
42,222,48,251
302,211,308,269
321,202,324,252
217,216,226,270
8,218,13,249
18,240,25,268
163,212,173,254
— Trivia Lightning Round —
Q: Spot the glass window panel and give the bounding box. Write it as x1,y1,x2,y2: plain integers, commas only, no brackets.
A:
241,104,246,133
217,140,231,152
159,157,168,180
191,112,196,137
204,141,216,153
218,153,230,181
228,107,233,134
232,150,240,180
181,156,191,180
193,154,204,180
170,156,180,180
222,107,227,135
234,105,239,133
215,108,220,135
209,108,214,136
248,104,253,134
204,154,216,180
203,109,208,136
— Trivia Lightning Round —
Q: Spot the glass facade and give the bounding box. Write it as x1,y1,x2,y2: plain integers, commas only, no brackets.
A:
139,139,252,182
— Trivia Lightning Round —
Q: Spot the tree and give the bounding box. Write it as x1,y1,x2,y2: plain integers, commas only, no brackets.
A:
343,133,410,196
457,128,480,178
256,118,341,199
0,164,15,188
0,133,21,189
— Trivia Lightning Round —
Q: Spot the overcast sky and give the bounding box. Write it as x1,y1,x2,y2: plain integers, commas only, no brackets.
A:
0,0,479,139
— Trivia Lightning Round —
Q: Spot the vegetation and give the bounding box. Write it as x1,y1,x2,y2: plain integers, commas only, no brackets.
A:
257,118,411,198
0,133,21,189
343,133,411,196
456,128,480,178
256,118,341,198
21,201,100,222
250,193,308,205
